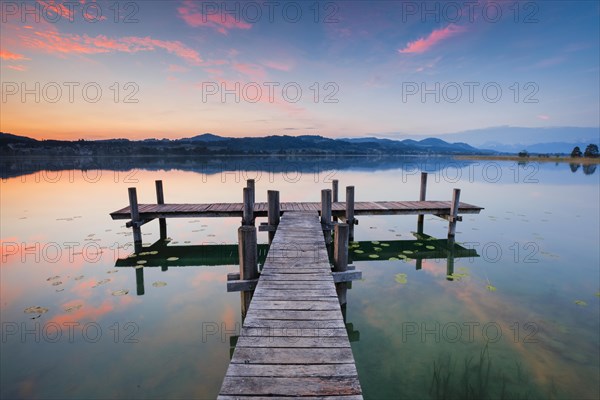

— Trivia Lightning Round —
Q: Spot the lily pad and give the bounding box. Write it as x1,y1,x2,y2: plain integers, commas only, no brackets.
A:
425,245,436,250
152,281,167,288
46,276,61,282
149,251,158,255
354,250,364,254
134,264,144,270
414,242,424,247
136,260,147,265
166,257,179,261
92,278,110,288
51,281,63,286
388,257,399,261
486,284,497,292
373,247,382,252
574,300,587,306
24,306,49,314
395,273,407,284
64,304,82,313
402,250,414,254
112,289,129,296
371,241,380,245
74,275,84,280
368,254,379,259
107,269,119,274
380,243,390,247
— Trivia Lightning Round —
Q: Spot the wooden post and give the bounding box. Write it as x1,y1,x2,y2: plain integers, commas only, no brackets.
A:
242,187,254,226
246,179,255,204
345,186,355,240
334,224,349,306
128,187,142,253
417,172,427,233
267,190,280,244
238,225,258,319
448,188,461,238
321,189,332,244
135,267,145,295
332,180,339,222
155,180,167,240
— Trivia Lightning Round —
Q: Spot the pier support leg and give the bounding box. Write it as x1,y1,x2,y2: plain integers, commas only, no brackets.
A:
332,180,339,222
448,188,461,239
267,190,280,244
238,225,258,319
128,187,142,253
417,172,427,234
321,189,332,244
135,267,145,296
246,179,255,204
345,186,355,241
334,223,349,306
155,180,167,240
242,186,255,226
446,235,456,281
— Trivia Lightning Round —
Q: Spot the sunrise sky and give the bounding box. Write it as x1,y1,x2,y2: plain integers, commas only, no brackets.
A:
1,0,598,140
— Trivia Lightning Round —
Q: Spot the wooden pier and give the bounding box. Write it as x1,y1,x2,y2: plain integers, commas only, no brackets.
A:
219,211,362,398
109,173,483,397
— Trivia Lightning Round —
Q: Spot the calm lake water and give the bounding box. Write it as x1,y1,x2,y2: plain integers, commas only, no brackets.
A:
1,156,598,399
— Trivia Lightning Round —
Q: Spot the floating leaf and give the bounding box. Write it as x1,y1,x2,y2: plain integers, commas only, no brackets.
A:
354,250,364,254
574,300,587,306
46,275,61,282
371,241,380,245
55,288,64,292
136,260,147,265
92,279,110,288
388,257,399,261
414,242,424,247
395,273,407,284
24,306,48,314
373,247,382,252
486,285,497,292
595,292,600,297
152,281,167,288
402,250,414,254
51,281,62,287
149,251,158,255
398,254,408,259
381,243,390,247
74,275,84,281
368,254,379,259
134,265,144,270
112,289,129,296
64,304,82,313
166,257,179,261
139,252,150,256
128,254,137,258
107,269,118,274
425,245,436,250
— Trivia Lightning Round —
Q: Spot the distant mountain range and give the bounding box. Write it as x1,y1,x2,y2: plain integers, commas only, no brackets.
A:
0,132,490,156
390,126,599,154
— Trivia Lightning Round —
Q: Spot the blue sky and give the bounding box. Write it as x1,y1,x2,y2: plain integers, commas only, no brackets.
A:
1,0,599,140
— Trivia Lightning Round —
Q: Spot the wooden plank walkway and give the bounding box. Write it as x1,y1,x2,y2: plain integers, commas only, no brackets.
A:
218,211,363,399
110,200,482,220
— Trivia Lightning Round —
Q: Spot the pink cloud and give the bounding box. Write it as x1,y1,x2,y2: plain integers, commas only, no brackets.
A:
0,50,29,60
5,65,27,71
399,24,466,54
177,1,252,34
233,63,266,80
263,60,294,72
168,64,190,73
23,31,202,64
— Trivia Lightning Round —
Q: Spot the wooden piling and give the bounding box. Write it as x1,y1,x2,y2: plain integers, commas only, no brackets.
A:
448,188,461,238
242,187,255,226
417,172,427,233
128,187,142,253
332,180,339,222
334,223,349,306
267,190,280,244
246,179,255,204
345,186,355,240
321,189,332,244
238,225,258,318
155,180,167,239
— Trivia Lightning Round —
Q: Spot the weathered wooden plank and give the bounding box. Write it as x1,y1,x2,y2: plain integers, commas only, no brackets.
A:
224,363,357,377
250,300,340,310
234,336,350,348
247,310,342,320
242,318,346,329
220,376,362,396
219,396,363,400
240,327,349,337
230,347,356,365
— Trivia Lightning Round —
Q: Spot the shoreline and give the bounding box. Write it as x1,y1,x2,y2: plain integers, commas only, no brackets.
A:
454,155,600,164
